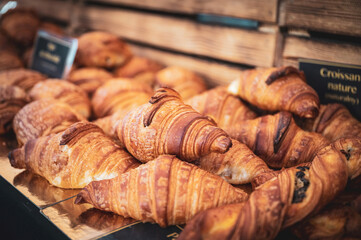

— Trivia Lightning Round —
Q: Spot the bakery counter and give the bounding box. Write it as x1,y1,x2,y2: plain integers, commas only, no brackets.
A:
0,133,183,240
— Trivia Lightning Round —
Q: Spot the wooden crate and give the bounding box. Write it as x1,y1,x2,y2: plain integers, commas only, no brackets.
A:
279,0,361,37
78,4,281,68
280,35,361,68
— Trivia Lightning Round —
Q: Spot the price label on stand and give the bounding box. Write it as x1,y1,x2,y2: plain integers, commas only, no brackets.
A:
299,59,361,120
30,30,77,79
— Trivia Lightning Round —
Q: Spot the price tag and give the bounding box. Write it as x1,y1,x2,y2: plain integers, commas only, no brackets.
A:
30,30,77,78
299,59,361,121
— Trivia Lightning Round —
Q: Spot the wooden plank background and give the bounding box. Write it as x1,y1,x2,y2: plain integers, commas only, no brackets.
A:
279,0,361,37
129,43,246,87
281,36,361,67
90,0,279,23
79,6,280,67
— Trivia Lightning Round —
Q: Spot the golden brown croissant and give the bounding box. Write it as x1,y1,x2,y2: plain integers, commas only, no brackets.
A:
117,88,232,162
291,196,361,240
91,79,154,118
29,79,91,119
0,85,28,134
155,66,207,99
0,69,46,92
66,67,113,95
13,99,86,146
0,51,23,71
179,138,361,240
76,31,132,69
0,8,40,46
299,103,361,141
9,122,140,188
75,155,248,227
113,56,164,86
185,87,257,127
228,111,330,169
197,139,272,185
227,66,320,118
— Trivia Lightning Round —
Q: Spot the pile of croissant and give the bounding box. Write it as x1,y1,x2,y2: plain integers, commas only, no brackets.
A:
0,11,360,239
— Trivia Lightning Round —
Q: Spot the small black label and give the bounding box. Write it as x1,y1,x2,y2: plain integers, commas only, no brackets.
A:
30,30,77,78
299,59,361,121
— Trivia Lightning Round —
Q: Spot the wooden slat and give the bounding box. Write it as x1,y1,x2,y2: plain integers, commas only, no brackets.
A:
91,0,278,23
281,36,361,67
129,43,246,87
80,6,279,67
279,0,361,37
16,0,72,23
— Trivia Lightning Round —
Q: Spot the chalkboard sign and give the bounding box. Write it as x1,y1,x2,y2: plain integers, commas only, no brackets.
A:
299,59,361,121
30,30,77,78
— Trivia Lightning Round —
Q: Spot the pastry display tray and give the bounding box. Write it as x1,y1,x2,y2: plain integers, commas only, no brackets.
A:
0,133,183,240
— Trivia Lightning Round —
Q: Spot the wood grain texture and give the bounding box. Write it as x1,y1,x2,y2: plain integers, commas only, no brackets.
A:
129,43,246,87
281,36,361,67
16,0,72,23
80,6,279,67
90,0,278,22
279,0,361,37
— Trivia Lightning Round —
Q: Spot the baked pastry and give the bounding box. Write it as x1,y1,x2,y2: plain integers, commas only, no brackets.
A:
9,122,140,188
185,86,257,126
29,79,91,119
39,21,64,35
117,88,232,162
0,8,40,47
13,99,85,146
76,31,132,68
91,79,153,118
198,139,272,185
75,155,248,226
0,69,46,92
178,138,361,239
67,67,113,94
300,103,361,141
155,66,207,99
291,196,361,240
228,111,330,169
0,85,28,134
0,51,23,72
0,30,18,54
228,66,320,118
113,56,164,86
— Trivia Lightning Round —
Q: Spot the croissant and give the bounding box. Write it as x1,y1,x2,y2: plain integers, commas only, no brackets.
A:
39,21,64,35
0,85,28,134
0,69,47,92
179,138,361,240
75,155,248,227
0,8,40,47
117,88,232,162
13,99,86,146
185,87,257,127
155,66,207,99
198,139,272,185
9,122,140,188
228,111,330,169
91,79,153,118
113,56,164,86
66,67,113,95
291,196,361,240
0,51,23,71
76,31,132,69
299,103,361,141
29,79,91,119
227,66,320,118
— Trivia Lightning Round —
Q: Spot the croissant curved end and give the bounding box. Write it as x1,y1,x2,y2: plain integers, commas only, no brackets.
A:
210,136,232,154
8,148,26,169
74,189,90,205
227,79,240,95
292,98,320,119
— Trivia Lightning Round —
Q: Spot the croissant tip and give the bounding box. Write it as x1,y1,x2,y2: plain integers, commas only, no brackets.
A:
8,150,14,165
74,194,86,205
211,136,232,153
